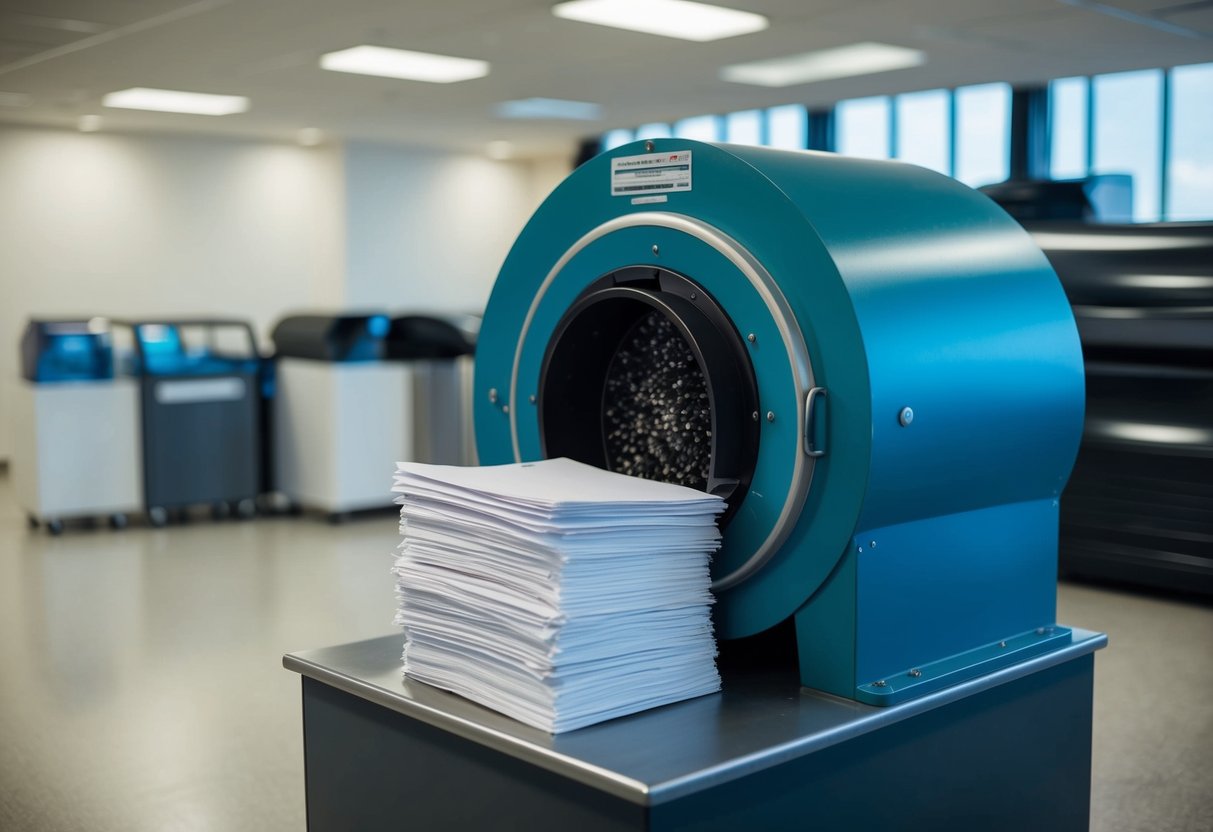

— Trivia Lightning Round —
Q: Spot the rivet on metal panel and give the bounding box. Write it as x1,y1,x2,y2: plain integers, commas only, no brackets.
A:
752,411,760,422
869,540,877,548
651,244,659,256
645,140,654,152
999,641,1008,648
502,404,510,414
857,546,864,553
766,411,775,422
690,292,697,300
898,406,914,427
747,333,756,343
1036,627,1046,635
528,394,536,404
488,388,498,404
872,680,887,687
909,669,922,678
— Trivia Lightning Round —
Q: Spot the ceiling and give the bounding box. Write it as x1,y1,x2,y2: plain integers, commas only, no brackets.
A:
0,0,1211,159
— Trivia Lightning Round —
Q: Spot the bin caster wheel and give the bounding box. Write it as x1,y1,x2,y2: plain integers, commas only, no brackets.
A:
46,519,64,536
109,514,128,530
327,511,351,525
27,514,39,530
212,502,232,520
236,499,257,520
148,507,168,528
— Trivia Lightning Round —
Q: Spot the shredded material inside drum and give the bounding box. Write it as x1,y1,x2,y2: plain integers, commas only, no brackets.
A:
603,311,712,491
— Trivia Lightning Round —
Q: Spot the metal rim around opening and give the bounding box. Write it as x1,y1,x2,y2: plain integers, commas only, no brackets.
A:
508,212,816,592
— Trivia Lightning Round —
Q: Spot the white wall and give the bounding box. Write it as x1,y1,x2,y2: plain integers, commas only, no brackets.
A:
0,127,347,460
342,142,537,314
0,126,571,462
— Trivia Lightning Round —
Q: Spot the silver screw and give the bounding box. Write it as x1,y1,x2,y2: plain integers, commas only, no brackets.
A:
909,669,922,678
869,540,877,548
502,404,510,414
528,394,536,404
898,406,914,427
858,546,864,553
999,641,1007,648
747,333,756,343
752,411,760,422
766,411,775,422
488,388,498,404
645,140,654,152
1035,627,1046,635
872,680,887,688
652,244,659,255
690,292,697,300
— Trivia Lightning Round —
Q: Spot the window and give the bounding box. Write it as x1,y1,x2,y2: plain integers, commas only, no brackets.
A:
835,96,890,160
1167,62,1213,222
1092,69,1163,222
601,62,1213,222
954,83,1010,188
673,115,722,141
635,122,672,140
1049,77,1088,180
894,89,950,175
766,104,807,150
601,129,634,152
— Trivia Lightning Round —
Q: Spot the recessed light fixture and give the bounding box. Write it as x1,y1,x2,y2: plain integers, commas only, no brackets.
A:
486,141,514,160
721,42,926,87
552,0,768,42
495,97,601,121
102,87,249,115
77,114,102,132
297,127,324,146
319,45,489,83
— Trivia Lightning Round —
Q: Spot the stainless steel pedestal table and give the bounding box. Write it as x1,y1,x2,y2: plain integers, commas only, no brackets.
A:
285,630,1104,831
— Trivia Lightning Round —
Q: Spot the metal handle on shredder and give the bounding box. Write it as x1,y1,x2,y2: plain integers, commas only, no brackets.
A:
804,386,827,457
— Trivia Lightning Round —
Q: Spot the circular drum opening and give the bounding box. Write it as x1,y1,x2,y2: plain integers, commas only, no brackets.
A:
538,268,759,522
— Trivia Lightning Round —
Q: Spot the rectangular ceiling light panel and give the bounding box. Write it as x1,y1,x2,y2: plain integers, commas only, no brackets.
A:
722,42,926,87
553,0,768,42
320,45,489,83
496,97,602,120
102,87,249,115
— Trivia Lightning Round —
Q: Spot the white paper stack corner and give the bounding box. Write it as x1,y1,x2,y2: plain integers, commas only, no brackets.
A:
391,457,726,733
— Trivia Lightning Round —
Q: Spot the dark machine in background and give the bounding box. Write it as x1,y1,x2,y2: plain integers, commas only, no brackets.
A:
271,313,391,362
981,175,1132,223
1026,223,1213,596
116,318,264,526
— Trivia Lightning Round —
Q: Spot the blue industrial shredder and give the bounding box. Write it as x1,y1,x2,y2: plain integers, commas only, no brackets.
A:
476,139,1104,706
284,139,1106,831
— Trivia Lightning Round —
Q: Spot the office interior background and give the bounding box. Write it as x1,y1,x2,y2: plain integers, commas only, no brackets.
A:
1,1,1211,830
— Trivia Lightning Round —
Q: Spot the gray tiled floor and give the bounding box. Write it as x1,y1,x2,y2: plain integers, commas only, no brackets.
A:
1,473,1210,831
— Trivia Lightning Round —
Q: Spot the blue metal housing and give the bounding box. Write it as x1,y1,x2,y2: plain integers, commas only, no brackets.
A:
20,320,114,382
475,140,1088,705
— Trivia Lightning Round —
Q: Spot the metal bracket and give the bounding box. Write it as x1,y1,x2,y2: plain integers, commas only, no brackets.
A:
804,386,827,457
854,625,1075,706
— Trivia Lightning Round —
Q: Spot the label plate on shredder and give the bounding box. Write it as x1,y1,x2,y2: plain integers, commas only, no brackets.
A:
611,151,692,197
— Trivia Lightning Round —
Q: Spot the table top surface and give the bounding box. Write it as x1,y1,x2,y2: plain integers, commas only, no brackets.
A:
284,627,1105,806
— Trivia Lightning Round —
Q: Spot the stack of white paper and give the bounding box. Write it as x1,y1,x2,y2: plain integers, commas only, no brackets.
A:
391,457,726,733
